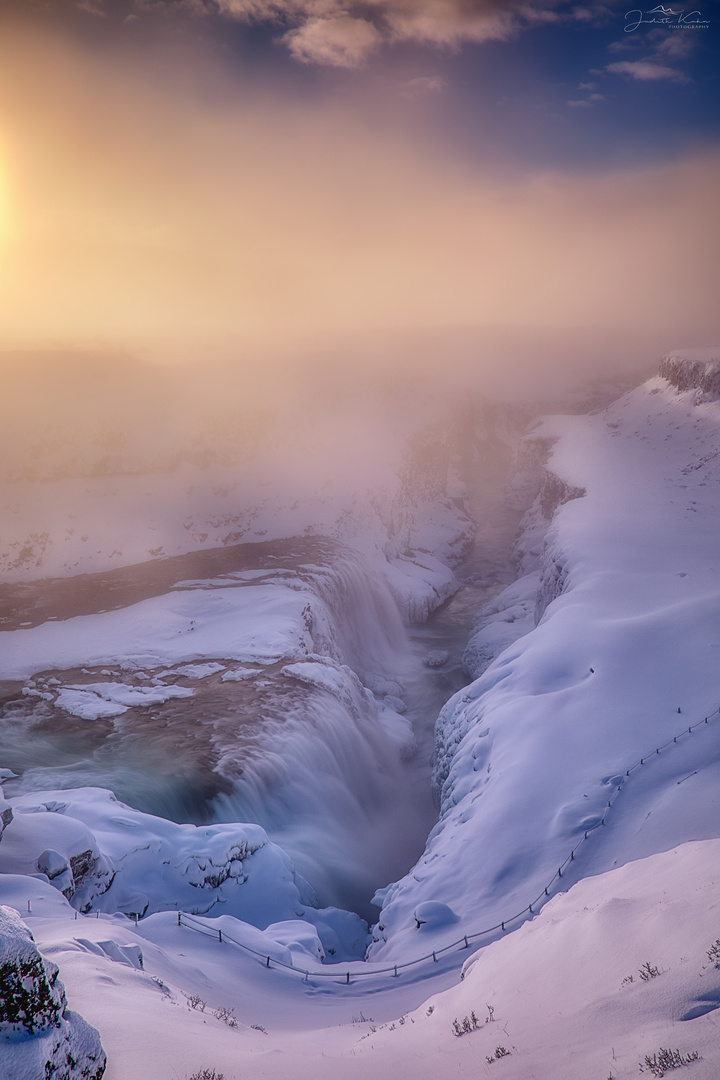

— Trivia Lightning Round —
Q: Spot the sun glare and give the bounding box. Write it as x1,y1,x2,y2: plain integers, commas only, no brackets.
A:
0,151,11,247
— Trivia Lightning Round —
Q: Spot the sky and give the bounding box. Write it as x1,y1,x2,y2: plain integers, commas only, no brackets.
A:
0,0,718,392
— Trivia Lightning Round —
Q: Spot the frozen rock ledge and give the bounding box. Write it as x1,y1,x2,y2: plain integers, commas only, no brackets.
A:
0,905,106,1080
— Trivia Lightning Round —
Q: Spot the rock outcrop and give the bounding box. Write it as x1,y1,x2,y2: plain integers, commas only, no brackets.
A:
0,905,106,1079
0,793,12,843
659,351,720,400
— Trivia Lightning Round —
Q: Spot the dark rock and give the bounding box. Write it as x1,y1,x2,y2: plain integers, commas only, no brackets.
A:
0,905,107,1079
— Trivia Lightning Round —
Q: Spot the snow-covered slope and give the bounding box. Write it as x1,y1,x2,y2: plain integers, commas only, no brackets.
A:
2,353,720,1079
0,904,106,1080
371,353,720,958
6,839,720,1080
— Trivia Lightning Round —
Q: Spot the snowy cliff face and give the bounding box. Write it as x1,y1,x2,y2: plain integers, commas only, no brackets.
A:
462,424,585,682
0,790,373,960
659,349,720,400
371,354,720,960
0,905,106,1080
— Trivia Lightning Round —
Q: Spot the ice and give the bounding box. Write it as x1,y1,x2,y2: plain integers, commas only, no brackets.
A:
53,680,195,721
220,665,265,681
280,660,366,711
173,662,226,678
54,689,128,720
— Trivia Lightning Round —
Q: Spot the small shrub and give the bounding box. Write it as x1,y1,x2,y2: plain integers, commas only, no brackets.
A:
426,1005,434,1016
640,1048,700,1076
188,1071,224,1080
451,1011,480,1036
486,1004,495,1023
638,962,661,982
622,975,634,986
186,994,207,1012
706,939,720,968
213,1005,237,1028
486,1046,511,1063
250,1024,267,1033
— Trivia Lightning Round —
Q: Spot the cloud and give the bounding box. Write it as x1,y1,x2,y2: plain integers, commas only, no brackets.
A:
0,21,717,374
604,23,697,83
212,0,318,18
77,0,108,14
400,75,447,98
364,0,520,48
606,59,690,82
209,0,566,65
653,31,697,61
567,90,604,105
570,2,618,23
283,14,382,66
567,79,604,106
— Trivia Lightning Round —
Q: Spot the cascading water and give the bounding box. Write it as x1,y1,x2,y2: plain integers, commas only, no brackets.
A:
0,473,521,924
0,540,440,920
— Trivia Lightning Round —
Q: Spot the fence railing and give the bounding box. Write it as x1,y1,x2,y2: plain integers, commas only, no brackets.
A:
174,703,720,985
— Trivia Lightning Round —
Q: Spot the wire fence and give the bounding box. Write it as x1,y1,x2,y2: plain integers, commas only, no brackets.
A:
174,703,720,986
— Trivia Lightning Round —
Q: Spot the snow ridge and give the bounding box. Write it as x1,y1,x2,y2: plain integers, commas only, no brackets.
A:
370,363,720,963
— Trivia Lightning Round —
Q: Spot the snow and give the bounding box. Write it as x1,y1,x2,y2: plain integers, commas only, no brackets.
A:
2,355,720,1078
0,541,436,917
384,551,459,625
0,787,327,927
2,840,720,1079
371,370,720,959
173,662,226,678
0,904,106,1080
54,689,128,720
461,570,540,680
54,680,195,720
220,665,265,681
0,582,326,680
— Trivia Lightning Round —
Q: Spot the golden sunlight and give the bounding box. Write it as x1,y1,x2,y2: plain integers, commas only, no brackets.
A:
0,147,11,248
0,23,717,369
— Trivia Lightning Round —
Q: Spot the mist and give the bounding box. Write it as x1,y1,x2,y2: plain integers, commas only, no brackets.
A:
0,16,717,413
1,4,719,956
